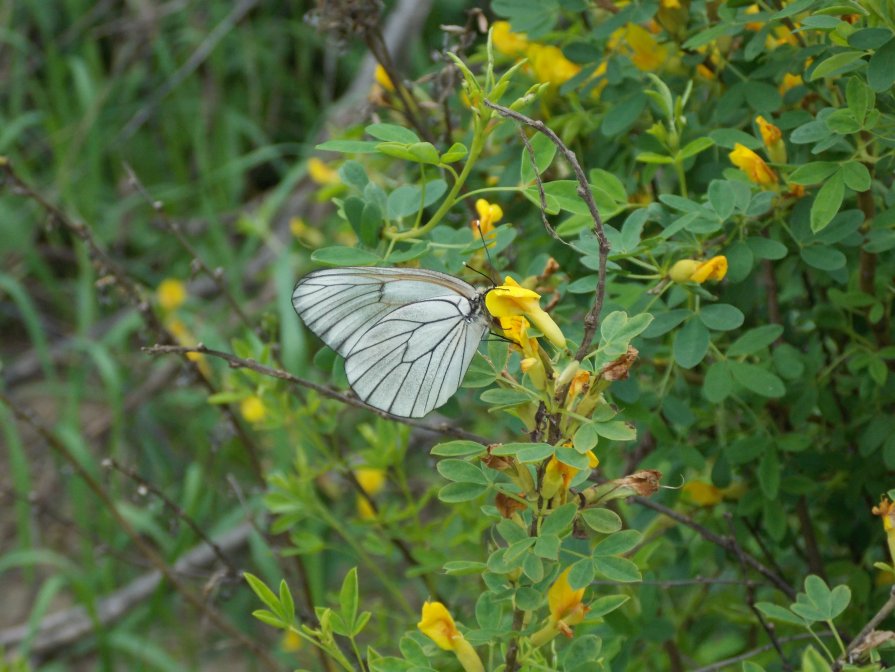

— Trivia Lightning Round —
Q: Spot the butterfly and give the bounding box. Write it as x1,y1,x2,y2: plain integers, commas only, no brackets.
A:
292,266,493,418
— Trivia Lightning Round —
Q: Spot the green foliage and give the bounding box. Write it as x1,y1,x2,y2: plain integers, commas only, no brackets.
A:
5,0,895,670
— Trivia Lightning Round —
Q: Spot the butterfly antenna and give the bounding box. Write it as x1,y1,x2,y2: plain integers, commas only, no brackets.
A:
471,220,498,287
463,261,494,286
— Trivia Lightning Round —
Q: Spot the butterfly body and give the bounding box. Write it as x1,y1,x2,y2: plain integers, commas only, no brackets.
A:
292,267,492,418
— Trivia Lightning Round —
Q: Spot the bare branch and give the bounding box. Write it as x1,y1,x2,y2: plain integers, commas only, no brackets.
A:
142,344,490,443
517,126,572,248
482,99,610,361
838,586,895,669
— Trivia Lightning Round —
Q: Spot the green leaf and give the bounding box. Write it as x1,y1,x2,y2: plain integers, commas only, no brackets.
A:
244,573,283,617
443,561,488,576
555,446,592,470
365,123,420,144
802,645,834,672
643,309,690,338
677,137,715,160
703,361,734,403
593,556,642,582
437,459,488,485
758,446,781,498
339,568,359,630
594,421,636,442
541,503,578,536
491,442,555,462
709,128,762,149
810,172,845,233
755,602,806,626
580,508,622,534
729,362,786,398
588,594,630,618
674,319,710,369
279,580,295,623
573,422,600,453
408,142,442,165
594,529,641,556
338,161,368,190
360,202,382,246
824,108,861,135
846,76,873,124
430,441,486,457
316,139,380,154
728,325,784,356
788,161,840,185
708,180,736,221
480,388,533,406
635,151,674,164
841,161,871,191
310,246,380,266
800,245,847,271
533,534,561,560
746,237,787,260
568,558,596,589
601,92,647,136
868,37,895,91
438,482,488,503
520,133,557,184
808,50,865,80
699,304,745,331
538,180,619,217
441,142,468,163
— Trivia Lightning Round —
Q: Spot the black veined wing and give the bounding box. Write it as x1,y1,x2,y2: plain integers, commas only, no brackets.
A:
292,267,491,418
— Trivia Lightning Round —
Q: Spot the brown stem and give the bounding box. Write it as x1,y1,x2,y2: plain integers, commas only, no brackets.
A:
482,100,610,363
632,496,796,600
838,586,895,669
143,344,489,443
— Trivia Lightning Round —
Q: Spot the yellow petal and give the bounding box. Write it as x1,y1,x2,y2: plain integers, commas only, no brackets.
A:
689,256,728,283
547,567,587,623
417,601,461,651
728,143,778,186
354,467,386,495
240,396,267,423
157,278,187,311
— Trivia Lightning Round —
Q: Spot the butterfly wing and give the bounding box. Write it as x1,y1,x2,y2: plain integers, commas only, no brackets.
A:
292,267,489,418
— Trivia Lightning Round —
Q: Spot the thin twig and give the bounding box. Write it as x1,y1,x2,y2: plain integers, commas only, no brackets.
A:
483,99,610,362
0,393,283,670
725,513,792,670
517,126,572,249
123,162,256,334
691,632,834,672
104,458,237,574
631,496,796,600
142,344,490,443
839,586,895,668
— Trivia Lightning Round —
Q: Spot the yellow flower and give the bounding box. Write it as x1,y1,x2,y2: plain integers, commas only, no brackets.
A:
623,24,668,72
872,496,895,567
417,602,485,672
526,43,581,86
354,467,386,520
500,315,538,358
240,395,267,423
307,157,339,185
281,629,303,652
779,72,803,95
492,21,529,57
473,198,503,238
729,143,778,186
157,278,186,312
682,481,723,506
548,567,589,631
374,64,395,91
756,115,787,164
486,277,565,348
669,256,728,284
166,318,211,376
541,451,598,499
568,369,591,400
290,216,324,247
661,0,682,7
520,356,547,390
355,467,386,495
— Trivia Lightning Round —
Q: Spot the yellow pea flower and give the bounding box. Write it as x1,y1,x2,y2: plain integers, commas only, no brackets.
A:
165,317,211,377
373,64,395,92
568,369,591,401
520,356,547,390
240,395,267,423
281,628,303,652
473,198,503,238
873,497,895,566
526,43,581,86
486,277,565,348
417,602,484,672
531,567,590,645
682,481,723,506
307,157,339,185
728,143,778,186
500,315,538,358
354,467,386,520
492,21,529,57
755,115,787,164
669,256,728,284
623,24,669,72
157,278,187,311
541,451,598,500
779,72,803,95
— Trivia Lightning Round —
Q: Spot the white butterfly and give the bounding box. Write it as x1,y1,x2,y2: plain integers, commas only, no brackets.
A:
292,266,492,418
